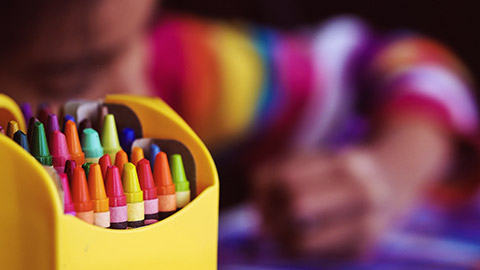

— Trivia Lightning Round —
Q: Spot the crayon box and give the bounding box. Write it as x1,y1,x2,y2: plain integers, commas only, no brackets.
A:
0,94,219,269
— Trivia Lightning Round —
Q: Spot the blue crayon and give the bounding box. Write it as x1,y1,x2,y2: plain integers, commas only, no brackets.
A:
119,128,135,156
62,115,75,132
149,144,161,165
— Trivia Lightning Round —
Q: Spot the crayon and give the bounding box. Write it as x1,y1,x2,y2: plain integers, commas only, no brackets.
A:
88,164,110,228
46,114,60,139
27,117,39,146
101,114,122,163
81,128,103,163
105,166,127,229
122,163,144,228
72,167,94,224
64,160,76,186
31,121,53,166
170,154,190,209
115,150,128,176
37,103,53,124
59,173,76,216
82,162,93,178
153,152,177,219
149,143,161,165
96,105,109,133
64,120,85,165
119,128,135,156
0,126,4,135
137,159,159,224
78,118,92,137
131,147,145,166
13,130,30,152
7,120,19,139
99,154,112,179
20,102,32,124
49,130,71,174
62,115,75,132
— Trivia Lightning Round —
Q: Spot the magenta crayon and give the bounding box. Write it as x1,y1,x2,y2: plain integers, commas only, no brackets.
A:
49,130,71,174
20,102,32,124
46,114,60,139
64,160,76,186
99,154,112,179
37,103,53,124
137,159,159,224
59,173,76,216
72,167,94,224
105,166,128,229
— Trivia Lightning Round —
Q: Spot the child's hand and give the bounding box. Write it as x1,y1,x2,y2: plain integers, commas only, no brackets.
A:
253,149,408,257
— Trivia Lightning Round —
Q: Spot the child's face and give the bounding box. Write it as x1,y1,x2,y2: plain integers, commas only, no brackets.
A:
0,0,155,109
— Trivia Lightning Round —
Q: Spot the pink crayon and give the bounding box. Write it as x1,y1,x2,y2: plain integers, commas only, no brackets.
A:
59,173,76,216
49,130,71,174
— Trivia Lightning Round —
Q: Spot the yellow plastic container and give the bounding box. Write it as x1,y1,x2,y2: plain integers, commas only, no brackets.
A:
0,94,219,269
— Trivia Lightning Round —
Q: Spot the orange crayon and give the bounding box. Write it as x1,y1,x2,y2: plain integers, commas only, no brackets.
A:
115,150,128,176
88,164,110,228
131,147,145,166
72,167,94,224
153,152,177,220
64,120,86,165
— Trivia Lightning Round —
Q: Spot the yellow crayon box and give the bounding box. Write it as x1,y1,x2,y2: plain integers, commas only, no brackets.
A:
0,94,219,269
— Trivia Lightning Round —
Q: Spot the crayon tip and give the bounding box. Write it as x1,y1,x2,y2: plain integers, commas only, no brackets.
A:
170,154,190,192
101,114,122,163
122,163,143,203
115,150,128,176
153,152,176,195
31,121,52,166
64,159,76,186
72,167,93,212
149,144,161,165
62,115,75,132
0,126,4,135
131,147,145,166
46,114,60,138
59,173,75,215
105,166,126,207
99,154,112,179
27,117,39,146
49,130,71,172
119,128,135,155
7,120,19,139
88,164,109,213
64,120,85,165
13,130,30,152
137,159,158,200
82,162,93,177
20,103,32,124
81,128,103,159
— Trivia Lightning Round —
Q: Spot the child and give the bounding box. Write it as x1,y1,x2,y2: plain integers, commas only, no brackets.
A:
0,0,478,257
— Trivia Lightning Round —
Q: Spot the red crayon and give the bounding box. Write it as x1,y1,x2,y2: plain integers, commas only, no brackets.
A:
137,159,159,224
72,167,94,224
105,166,128,229
64,160,76,186
59,173,76,216
99,154,112,179
49,130,71,174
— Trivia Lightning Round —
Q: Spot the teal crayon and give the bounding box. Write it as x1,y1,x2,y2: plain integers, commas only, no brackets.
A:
81,128,103,163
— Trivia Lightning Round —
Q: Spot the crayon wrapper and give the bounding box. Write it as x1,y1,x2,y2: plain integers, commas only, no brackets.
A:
127,202,145,222
110,205,127,223
176,190,191,209
144,198,159,215
94,211,110,228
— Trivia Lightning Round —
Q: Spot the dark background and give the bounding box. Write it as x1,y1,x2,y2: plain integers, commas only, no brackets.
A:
164,0,480,87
